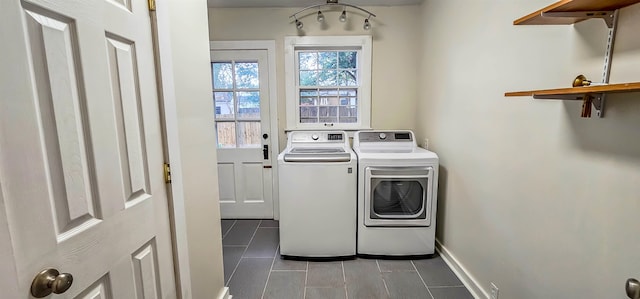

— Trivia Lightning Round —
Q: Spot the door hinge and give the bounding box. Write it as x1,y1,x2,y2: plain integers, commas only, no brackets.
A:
163,163,171,183
148,0,156,11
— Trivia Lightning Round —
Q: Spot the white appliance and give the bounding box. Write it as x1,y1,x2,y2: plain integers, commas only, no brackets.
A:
353,130,439,256
278,131,357,258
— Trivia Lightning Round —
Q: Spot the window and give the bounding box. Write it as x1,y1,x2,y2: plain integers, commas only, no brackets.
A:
211,60,262,148
285,36,372,130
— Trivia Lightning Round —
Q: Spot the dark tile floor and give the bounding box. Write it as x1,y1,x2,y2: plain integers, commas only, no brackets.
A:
221,219,474,299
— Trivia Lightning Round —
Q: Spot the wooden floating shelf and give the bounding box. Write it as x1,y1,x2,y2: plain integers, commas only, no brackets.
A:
505,82,640,99
514,0,640,25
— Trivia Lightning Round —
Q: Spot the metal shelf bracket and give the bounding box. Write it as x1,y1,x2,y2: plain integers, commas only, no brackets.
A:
540,9,620,118
596,9,620,118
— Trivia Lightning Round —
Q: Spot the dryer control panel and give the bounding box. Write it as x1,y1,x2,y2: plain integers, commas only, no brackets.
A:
358,131,413,142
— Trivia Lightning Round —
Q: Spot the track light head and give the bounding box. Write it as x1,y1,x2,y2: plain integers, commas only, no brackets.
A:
363,18,371,30
339,10,347,22
295,18,304,29
317,11,325,22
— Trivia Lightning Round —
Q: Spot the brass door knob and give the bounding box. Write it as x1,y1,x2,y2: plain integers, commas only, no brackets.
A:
627,278,640,299
30,268,73,298
572,74,592,87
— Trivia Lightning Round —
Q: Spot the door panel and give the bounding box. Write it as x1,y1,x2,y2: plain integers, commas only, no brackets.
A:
241,162,264,202
0,0,176,297
217,163,236,203
211,50,273,218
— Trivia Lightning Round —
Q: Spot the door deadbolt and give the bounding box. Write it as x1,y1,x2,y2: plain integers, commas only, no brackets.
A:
31,268,73,298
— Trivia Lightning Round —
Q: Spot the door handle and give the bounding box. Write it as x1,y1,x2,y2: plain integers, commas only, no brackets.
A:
627,278,640,299
31,268,74,298
263,144,269,160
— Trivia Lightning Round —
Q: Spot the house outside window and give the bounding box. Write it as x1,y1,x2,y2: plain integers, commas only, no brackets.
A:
285,36,372,130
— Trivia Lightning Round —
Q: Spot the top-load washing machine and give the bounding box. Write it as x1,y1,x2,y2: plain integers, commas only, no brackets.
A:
278,131,357,258
353,130,439,257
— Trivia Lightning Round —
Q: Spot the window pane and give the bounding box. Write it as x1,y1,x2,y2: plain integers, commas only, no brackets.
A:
340,117,357,123
339,89,357,96
237,91,260,119
339,106,357,117
318,70,337,86
319,117,338,123
320,96,339,106
340,97,357,105
339,70,357,86
318,51,337,69
237,122,261,148
216,122,236,148
299,52,318,70
235,62,259,89
299,70,318,86
212,62,233,89
319,89,338,96
319,106,338,117
214,92,234,119
300,107,318,123
300,97,317,106
338,51,357,68
300,89,319,97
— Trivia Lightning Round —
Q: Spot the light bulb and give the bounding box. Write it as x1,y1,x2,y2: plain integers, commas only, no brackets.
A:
339,10,347,22
317,11,324,22
296,19,303,29
363,18,371,30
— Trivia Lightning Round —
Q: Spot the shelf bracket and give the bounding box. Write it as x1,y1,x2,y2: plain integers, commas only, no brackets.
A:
533,93,605,118
541,10,616,28
595,9,619,118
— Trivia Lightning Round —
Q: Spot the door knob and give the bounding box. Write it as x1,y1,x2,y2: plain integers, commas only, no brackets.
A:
31,268,73,298
627,278,640,299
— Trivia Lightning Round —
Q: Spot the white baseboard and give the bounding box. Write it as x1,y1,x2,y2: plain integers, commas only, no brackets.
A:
216,287,231,299
435,239,488,299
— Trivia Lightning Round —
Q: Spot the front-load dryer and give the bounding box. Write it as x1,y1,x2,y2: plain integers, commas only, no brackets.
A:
353,130,439,257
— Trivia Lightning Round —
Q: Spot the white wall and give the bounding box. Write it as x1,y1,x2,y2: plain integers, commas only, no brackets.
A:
163,0,226,298
416,0,640,298
208,6,422,149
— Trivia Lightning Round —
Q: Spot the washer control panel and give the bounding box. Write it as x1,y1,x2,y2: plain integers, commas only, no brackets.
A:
358,131,413,142
289,131,345,143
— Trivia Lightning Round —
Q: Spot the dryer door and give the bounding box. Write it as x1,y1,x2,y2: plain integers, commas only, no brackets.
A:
364,166,433,227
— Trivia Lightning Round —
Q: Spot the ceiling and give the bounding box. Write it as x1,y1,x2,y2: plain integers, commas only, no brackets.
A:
207,0,423,8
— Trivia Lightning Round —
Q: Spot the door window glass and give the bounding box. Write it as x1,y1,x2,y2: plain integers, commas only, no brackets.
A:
212,61,261,148
372,180,424,216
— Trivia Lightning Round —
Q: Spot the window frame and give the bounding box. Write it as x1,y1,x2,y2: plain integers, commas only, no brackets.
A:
285,35,372,130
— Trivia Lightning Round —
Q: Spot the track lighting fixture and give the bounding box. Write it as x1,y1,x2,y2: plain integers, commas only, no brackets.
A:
289,0,376,30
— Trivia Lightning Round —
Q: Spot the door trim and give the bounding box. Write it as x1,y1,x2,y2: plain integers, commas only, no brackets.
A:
209,40,280,220
153,4,193,298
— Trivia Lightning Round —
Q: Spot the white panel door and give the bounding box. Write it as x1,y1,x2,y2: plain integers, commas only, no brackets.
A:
0,0,176,298
211,50,274,219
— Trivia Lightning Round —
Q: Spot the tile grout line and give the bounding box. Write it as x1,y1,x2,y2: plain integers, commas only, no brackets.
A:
412,260,435,299
221,219,237,240
341,261,348,299
226,220,261,286
259,243,279,299
377,260,391,298
303,261,309,299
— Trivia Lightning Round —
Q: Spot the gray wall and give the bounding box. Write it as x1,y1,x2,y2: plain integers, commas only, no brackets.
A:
416,0,640,298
